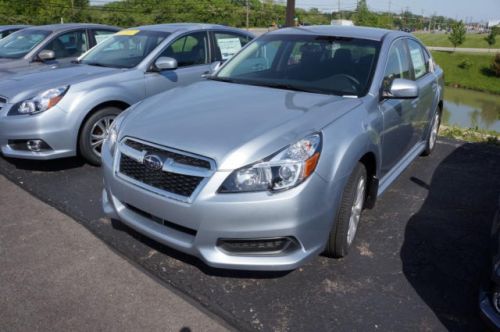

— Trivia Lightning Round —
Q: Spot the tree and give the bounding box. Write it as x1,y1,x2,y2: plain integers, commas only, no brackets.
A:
485,31,496,51
491,53,500,77
448,20,466,50
353,0,378,27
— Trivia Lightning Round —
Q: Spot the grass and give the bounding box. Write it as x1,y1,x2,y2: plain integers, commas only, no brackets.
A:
414,32,498,49
439,125,499,144
431,51,500,95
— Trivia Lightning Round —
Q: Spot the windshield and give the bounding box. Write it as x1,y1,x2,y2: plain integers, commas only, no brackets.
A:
80,30,170,69
215,34,380,97
0,29,50,59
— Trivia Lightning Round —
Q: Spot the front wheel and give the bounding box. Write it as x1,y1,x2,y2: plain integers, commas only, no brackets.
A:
422,110,441,156
325,163,367,258
79,107,121,166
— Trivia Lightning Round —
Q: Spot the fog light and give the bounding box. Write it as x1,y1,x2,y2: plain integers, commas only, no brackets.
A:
217,237,298,254
27,140,44,152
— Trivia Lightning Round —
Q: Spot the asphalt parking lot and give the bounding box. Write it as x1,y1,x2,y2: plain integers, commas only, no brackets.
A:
1,138,499,331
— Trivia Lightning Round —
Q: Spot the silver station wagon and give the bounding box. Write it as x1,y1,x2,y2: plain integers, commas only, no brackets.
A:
102,25,444,270
0,24,253,165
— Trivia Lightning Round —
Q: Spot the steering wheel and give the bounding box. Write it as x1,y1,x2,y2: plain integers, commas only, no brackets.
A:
331,74,361,91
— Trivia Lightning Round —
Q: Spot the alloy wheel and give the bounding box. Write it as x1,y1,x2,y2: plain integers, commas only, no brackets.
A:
89,115,115,158
346,176,366,245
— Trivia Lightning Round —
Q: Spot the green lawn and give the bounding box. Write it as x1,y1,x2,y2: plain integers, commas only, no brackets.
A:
431,51,500,94
414,32,497,49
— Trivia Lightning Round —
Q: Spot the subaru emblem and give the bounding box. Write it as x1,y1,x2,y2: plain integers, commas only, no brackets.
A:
143,154,163,171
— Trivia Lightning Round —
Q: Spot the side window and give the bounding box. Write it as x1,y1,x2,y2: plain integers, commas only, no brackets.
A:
45,30,89,59
213,32,250,61
94,30,115,45
382,39,412,91
161,32,208,67
407,39,427,80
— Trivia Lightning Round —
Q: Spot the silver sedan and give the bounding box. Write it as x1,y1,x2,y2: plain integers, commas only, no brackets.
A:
0,24,253,164
102,25,444,270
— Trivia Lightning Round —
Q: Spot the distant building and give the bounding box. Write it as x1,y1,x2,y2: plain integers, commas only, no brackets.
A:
331,19,354,26
488,19,500,28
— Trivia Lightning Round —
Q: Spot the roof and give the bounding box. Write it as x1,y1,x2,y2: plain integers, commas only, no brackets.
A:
24,23,119,33
131,23,251,34
0,25,31,31
267,25,403,41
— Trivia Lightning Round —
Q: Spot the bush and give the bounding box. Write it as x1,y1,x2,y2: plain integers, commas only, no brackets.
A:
458,58,472,69
491,53,500,77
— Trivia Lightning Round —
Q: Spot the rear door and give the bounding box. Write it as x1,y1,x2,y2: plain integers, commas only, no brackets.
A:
144,31,210,97
378,38,416,177
89,28,117,47
406,38,437,142
210,30,252,63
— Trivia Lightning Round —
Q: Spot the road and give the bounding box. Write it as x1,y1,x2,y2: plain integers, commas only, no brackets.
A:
0,176,227,332
0,138,499,331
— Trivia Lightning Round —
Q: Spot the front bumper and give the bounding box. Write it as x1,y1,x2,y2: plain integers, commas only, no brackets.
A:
0,104,77,160
102,143,340,271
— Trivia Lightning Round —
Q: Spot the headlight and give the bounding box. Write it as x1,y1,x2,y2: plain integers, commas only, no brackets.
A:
106,111,126,156
105,103,140,155
219,133,322,193
9,86,69,115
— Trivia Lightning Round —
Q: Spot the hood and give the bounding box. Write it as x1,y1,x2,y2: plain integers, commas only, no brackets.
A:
0,64,120,102
122,80,362,170
0,58,16,64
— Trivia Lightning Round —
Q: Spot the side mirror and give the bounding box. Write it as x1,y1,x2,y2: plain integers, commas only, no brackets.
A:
154,57,177,71
38,49,55,62
202,61,222,78
384,78,419,99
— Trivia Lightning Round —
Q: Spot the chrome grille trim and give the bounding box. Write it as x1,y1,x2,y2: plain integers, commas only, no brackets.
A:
115,137,216,203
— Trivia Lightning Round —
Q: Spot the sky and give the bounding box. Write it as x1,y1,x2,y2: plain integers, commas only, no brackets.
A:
295,0,500,22
91,0,500,23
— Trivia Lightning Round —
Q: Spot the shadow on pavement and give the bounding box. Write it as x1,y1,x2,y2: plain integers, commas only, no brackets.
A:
401,142,500,331
2,156,87,172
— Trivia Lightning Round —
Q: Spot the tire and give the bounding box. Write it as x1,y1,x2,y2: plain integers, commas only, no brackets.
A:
79,107,121,166
325,163,367,258
422,109,441,156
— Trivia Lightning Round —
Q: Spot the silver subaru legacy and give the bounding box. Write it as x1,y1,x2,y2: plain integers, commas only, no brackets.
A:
0,24,119,77
102,26,444,271
0,24,253,165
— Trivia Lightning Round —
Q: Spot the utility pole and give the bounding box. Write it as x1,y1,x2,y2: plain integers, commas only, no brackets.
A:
246,0,249,30
285,0,295,27
338,0,341,20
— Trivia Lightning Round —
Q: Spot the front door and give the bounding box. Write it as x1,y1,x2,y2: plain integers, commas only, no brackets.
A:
378,38,417,178
145,31,211,97
39,29,90,65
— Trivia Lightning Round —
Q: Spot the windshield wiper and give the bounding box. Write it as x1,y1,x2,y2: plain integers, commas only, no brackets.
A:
245,81,327,94
207,76,235,83
84,62,110,68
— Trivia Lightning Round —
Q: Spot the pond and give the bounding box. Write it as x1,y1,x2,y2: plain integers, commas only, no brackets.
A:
442,87,500,133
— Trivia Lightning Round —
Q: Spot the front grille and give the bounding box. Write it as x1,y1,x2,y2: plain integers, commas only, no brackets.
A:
120,154,203,197
125,140,211,170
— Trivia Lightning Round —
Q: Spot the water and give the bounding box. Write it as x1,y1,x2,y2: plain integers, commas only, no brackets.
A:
442,87,500,133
